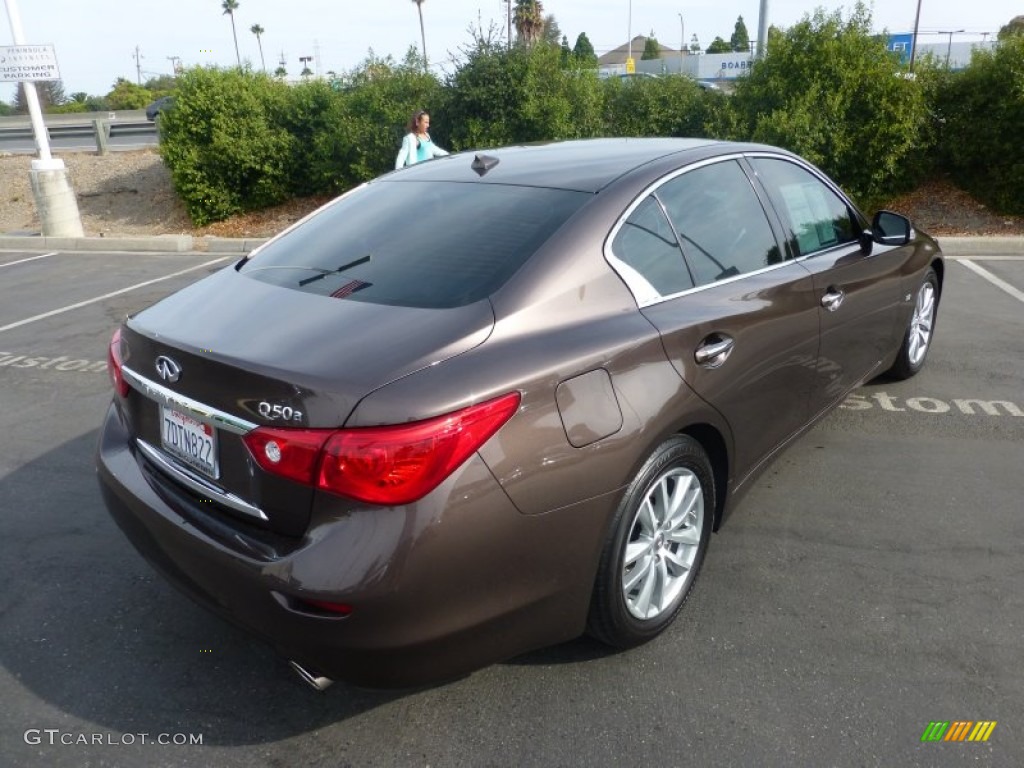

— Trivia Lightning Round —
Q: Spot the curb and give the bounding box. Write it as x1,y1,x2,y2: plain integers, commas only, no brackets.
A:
935,237,1024,257
204,237,270,253
0,234,196,253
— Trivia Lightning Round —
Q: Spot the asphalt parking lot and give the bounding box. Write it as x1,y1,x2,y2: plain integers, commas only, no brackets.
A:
1,247,1021,767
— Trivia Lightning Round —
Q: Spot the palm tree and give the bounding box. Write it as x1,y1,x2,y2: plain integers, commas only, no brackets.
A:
513,0,545,48
250,23,266,71
221,0,241,67
411,0,428,71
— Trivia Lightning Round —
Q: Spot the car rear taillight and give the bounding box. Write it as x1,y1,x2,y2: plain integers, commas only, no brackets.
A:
243,428,332,485
242,392,521,506
107,327,129,397
319,392,521,505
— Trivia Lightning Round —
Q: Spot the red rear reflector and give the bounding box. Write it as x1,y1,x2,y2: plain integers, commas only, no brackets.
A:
107,327,129,397
318,392,521,505
300,598,353,616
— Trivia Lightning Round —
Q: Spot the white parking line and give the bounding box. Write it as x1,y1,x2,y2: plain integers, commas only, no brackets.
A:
949,255,1024,261
958,259,1024,303
0,257,229,334
0,251,58,268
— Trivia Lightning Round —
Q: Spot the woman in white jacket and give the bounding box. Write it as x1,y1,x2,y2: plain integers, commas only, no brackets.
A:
395,110,449,169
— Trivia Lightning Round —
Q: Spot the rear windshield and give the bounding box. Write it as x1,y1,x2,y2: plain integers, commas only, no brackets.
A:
240,180,590,308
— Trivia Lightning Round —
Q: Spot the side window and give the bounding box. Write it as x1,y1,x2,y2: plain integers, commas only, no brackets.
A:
610,196,695,298
750,158,858,257
656,160,784,286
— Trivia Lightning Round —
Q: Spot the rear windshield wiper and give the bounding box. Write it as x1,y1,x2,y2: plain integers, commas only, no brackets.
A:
297,254,372,286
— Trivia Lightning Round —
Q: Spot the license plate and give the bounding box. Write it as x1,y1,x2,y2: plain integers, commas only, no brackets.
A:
160,405,219,479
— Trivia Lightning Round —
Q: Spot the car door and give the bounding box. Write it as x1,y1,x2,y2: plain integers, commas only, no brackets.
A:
747,156,907,416
607,157,821,481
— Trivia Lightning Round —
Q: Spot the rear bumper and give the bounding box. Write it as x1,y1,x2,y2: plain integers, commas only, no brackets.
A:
96,401,614,687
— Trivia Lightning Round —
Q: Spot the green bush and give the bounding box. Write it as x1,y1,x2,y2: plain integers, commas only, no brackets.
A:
159,67,295,225
336,51,443,184
602,75,720,138
443,42,603,150
278,78,348,196
934,37,1024,214
725,3,931,209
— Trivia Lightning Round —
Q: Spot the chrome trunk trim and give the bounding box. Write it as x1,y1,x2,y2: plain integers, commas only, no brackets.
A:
122,365,259,435
136,439,268,522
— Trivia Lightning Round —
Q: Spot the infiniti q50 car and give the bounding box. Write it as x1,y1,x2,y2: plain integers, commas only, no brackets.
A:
97,139,943,689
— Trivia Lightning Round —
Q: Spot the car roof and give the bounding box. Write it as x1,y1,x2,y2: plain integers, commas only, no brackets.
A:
381,138,724,193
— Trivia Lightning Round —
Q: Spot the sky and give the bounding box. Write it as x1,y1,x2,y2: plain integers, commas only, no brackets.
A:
2,0,1019,101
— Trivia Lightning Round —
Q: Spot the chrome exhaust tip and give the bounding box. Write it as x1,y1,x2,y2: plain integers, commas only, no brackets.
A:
289,660,334,692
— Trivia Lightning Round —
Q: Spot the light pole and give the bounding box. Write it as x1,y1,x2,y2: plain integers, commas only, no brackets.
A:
678,13,684,74
909,0,923,72
627,0,632,71
939,29,964,68
756,0,769,59
2,0,83,236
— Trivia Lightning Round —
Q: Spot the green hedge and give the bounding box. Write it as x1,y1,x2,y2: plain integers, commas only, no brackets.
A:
933,37,1024,214
158,7,1022,226
725,5,930,210
158,68,295,226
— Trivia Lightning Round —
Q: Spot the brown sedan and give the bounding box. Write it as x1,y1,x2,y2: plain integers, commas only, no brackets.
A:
97,139,943,689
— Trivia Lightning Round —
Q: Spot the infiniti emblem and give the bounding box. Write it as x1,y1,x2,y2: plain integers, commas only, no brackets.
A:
155,355,182,383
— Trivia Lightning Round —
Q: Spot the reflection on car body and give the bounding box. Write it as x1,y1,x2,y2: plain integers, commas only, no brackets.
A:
96,138,943,688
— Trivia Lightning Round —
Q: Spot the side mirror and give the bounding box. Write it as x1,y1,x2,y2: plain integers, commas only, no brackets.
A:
871,210,913,246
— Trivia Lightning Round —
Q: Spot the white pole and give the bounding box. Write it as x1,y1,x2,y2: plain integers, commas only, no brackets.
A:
3,0,84,237
3,0,53,162
756,0,770,59
628,0,632,63
678,13,684,73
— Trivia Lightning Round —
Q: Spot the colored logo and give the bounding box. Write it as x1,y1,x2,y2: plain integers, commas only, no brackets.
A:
921,721,997,742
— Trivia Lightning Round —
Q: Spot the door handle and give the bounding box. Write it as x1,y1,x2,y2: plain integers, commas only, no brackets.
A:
694,337,734,367
821,288,845,312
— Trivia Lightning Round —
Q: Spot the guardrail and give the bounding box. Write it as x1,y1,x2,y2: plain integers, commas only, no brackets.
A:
0,111,155,154
0,121,154,154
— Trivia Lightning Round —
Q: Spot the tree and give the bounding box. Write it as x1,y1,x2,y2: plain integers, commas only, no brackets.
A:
573,32,596,65
726,4,931,208
690,34,701,54
412,1,428,71
560,35,571,65
274,65,287,78
706,37,731,54
251,24,266,71
642,33,661,60
144,74,177,94
998,15,1024,40
542,14,561,46
514,0,545,48
731,15,751,52
104,78,152,110
934,35,1024,213
222,0,241,67
13,80,66,112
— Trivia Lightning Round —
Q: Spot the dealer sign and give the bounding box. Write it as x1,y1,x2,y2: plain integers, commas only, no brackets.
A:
0,44,61,82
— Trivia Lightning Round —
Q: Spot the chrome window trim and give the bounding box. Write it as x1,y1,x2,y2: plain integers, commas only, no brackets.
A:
604,152,800,309
136,440,269,522
122,365,259,435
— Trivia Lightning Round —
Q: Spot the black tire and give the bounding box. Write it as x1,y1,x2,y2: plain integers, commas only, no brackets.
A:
587,435,714,648
888,268,939,380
